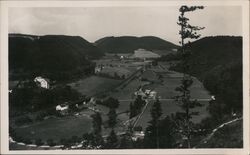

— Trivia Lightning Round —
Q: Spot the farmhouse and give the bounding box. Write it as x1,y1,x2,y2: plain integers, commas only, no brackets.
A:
56,104,69,115
34,76,50,89
132,131,145,141
95,66,102,74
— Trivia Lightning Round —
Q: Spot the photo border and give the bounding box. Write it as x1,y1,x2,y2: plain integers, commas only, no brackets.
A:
1,0,249,154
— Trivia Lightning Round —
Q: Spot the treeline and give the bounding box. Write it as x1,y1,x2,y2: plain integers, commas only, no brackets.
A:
9,81,82,116
95,36,179,53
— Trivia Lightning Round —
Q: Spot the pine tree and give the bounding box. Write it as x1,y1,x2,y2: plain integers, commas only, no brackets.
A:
144,99,162,148
91,112,102,135
175,5,204,148
90,112,104,148
108,108,117,129
106,129,118,149
129,95,146,118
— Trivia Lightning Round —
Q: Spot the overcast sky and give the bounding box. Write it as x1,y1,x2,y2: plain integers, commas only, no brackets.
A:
9,6,242,44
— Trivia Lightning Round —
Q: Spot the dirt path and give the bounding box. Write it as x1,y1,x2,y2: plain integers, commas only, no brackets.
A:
193,117,243,148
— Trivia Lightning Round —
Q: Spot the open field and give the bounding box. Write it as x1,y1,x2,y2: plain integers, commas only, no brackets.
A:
98,66,134,78
136,100,210,129
11,58,212,146
14,110,94,143
68,76,122,96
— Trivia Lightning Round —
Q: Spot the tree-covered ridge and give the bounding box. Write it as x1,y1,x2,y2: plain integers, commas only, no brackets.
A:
167,36,242,113
9,34,104,81
172,36,242,78
95,36,179,53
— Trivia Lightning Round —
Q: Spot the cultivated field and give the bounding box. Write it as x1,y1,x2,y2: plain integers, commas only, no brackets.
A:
68,76,122,97
136,100,210,129
11,55,211,145
15,109,94,142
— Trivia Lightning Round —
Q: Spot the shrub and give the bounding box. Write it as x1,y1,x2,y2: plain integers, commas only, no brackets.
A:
35,138,44,146
47,138,56,146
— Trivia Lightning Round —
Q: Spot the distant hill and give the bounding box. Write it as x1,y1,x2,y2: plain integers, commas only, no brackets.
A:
95,36,179,54
9,34,104,81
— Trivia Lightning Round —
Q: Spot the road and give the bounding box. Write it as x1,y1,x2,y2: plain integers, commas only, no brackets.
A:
193,117,243,148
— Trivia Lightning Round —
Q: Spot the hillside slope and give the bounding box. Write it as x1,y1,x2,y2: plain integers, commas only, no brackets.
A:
184,36,242,78
95,36,179,53
9,34,104,81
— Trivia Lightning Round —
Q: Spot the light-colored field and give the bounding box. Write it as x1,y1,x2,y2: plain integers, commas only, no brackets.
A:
68,76,122,96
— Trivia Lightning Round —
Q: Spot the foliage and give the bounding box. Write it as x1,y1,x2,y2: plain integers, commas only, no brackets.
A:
170,36,242,78
97,97,120,109
35,138,44,146
107,108,117,128
47,138,56,146
204,61,242,114
105,129,119,149
144,99,161,148
91,112,103,135
9,34,103,81
129,95,146,118
175,5,204,148
144,116,176,148
95,36,179,53
9,83,81,114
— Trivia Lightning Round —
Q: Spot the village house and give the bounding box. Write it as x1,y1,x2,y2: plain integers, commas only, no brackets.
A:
95,67,102,74
34,76,50,89
134,88,157,99
56,104,69,115
132,131,145,141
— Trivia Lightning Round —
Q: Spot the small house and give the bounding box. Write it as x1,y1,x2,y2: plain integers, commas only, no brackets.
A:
34,76,50,89
56,104,69,115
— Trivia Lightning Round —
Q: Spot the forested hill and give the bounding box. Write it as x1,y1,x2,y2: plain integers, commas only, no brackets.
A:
170,36,243,113
9,34,104,81
95,36,179,53
185,36,242,78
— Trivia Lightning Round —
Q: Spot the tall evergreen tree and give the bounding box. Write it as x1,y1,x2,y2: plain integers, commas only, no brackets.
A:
129,95,146,118
106,129,118,149
144,99,162,148
91,112,102,135
108,108,117,129
175,5,204,148
90,112,104,148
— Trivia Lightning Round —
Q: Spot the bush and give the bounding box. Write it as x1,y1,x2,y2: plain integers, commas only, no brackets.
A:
15,116,33,126
35,138,44,146
23,138,32,144
60,138,70,147
47,138,56,146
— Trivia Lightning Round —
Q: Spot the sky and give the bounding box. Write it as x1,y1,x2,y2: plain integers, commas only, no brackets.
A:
9,6,242,44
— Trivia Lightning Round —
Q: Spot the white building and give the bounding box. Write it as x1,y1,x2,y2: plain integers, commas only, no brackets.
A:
95,67,102,74
56,104,69,115
34,76,49,89
132,131,145,141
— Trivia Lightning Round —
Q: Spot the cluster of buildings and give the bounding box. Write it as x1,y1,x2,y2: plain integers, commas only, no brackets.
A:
134,88,157,99
55,97,97,116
